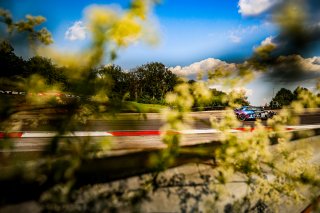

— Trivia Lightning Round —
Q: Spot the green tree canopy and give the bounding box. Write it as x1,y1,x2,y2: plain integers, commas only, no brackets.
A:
293,86,310,100
0,40,26,78
26,56,67,86
96,64,129,100
270,88,294,107
130,62,178,102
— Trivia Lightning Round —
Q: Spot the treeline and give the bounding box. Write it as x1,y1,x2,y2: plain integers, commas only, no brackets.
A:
0,41,178,104
269,87,320,108
96,63,178,104
0,40,250,108
0,41,68,88
2,41,319,110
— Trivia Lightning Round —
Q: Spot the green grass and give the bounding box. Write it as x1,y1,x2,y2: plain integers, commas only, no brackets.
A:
122,101,167,113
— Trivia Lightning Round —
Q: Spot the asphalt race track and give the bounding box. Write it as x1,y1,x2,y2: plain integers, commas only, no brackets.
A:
17,109,320,131
2,110,320,153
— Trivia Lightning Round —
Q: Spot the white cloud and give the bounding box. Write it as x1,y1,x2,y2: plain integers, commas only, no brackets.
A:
261,36,275,46
169,58,237,76
228,24,265,44
300,56,320,72
311,56,320,65
262,54,320,83
252,36,276,51
65,21,87,41
229,34,242,43
238,0,280,16
274,55,320,73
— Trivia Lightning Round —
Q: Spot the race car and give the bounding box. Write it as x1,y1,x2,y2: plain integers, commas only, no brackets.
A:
234,106,276,121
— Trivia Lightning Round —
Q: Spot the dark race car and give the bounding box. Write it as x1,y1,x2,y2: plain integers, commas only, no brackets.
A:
234,106,276,121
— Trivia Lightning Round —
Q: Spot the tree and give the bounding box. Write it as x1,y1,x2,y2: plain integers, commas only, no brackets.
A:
0,40,26,78
26,56,67,86
270,88,294,107
127,71,140,101
130,62,178,103
0,41,68,89
210,88,227,107
293,86,310,100
232,90,250,106
96,64,130,100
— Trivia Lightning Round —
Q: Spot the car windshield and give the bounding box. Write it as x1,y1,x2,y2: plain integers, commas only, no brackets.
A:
239,106,263,111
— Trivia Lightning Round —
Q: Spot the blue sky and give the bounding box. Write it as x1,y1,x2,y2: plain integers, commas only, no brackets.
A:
1,0,320,105
2,0,277,67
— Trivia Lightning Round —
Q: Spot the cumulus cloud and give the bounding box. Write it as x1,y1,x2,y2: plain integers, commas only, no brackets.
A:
170,53,320,86
240,0,320,56
65,21,87,41
251,36,277,57
169,58,237,76
264,55,320,82
248,33,320,83
300,56,320,71
261,36,275,46
250,37,320,82
171,50,320,86
238,0,280,16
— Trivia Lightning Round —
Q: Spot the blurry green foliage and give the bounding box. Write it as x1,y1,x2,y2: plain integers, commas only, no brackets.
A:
0,0,320,212
0,8,53,45
270,87,319,108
